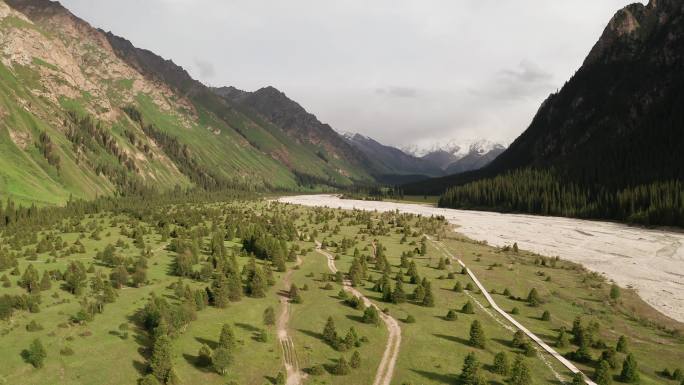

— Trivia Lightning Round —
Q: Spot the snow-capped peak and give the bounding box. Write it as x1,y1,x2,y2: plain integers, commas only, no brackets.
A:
402,139,506,159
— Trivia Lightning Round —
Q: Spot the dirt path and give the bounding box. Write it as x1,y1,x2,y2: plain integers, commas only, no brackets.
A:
315,242,401,385
277,256,306,385
428,236,596,385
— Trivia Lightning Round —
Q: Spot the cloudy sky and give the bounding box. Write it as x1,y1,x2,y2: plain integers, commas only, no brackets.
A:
61,0,641,149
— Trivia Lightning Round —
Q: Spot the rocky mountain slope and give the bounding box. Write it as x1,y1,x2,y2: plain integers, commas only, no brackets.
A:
213,85,374,181
0,0,375,204
406,0,684,226
341,132,443,183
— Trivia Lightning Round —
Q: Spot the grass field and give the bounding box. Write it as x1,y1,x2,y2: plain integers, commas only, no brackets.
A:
1,200,682,385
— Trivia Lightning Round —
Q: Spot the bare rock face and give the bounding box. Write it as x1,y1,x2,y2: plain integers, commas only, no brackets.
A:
585,0,683,65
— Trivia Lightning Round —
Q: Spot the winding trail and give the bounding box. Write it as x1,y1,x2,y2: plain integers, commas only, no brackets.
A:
315,242,401,385
277,256,306,385
428,236,596,385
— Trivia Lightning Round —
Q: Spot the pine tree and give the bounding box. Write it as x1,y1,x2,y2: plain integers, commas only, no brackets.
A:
323,316,338,345
541,310,551,321
212,274,230,308
103,281,117,303
595,360,613,385
512,330,526,348
212,347,232,375
150,335,173,382
20,264,40,293
412,284,425,302
616,335,629,353
601,347,618,369
391,278,406,304
247,267,266,298
493,351,510,376
454,281,463,292
469,320,486,348
509,354,532,385
422,281,435,307
459,352,485,385
382,282,393,302
619,353,640,383
445,309,458,321
334,356,351,375
110,265,129,289
571,372,585,385
39,271,51,291
218,324,236,350
462,300,475,314
263,306,276,326
527,288,540,307
362,306,380,326
350,350,361,369
226,271,242,301
289,283,302,304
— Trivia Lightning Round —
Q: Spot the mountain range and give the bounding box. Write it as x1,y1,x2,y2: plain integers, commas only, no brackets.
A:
0,0,503,204
401,139,506,175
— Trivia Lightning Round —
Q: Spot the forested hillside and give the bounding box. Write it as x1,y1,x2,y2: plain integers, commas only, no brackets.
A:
0,0,375,206
411,0,684,226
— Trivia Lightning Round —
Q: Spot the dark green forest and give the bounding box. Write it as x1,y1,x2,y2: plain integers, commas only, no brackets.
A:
439,169,684,227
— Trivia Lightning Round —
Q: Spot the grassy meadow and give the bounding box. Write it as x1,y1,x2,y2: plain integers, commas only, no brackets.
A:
1,199,682,385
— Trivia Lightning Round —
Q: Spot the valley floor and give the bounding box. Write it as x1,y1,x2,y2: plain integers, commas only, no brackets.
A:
280,194,684,324
1,196,683,385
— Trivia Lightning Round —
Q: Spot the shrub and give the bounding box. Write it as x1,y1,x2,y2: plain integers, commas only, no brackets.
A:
60,347,75,356
26,320,44,332
23,338,47,368
462,300,475,314
309,365,325,375
333,356,351,375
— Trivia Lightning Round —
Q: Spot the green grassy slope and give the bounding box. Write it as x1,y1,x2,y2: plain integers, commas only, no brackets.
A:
0,0,374,206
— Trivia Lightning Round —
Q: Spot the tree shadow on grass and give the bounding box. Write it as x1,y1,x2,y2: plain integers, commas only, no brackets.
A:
492,337,513,348
297,328,323,341
410,368,458,384
182,353,214,373
535,332,557,341
365,294,385,303
345,314,365,323
323,357,343,375
132,359,148,375
235,322,260,333
432,333,470,346
195,336,217,350
126,313,151,361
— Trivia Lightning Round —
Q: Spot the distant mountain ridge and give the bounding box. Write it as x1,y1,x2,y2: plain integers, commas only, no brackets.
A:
401,139,506,173
216,84,505,183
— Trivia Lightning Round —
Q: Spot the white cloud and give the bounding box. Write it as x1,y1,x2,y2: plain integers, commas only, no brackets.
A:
61,0,644,147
